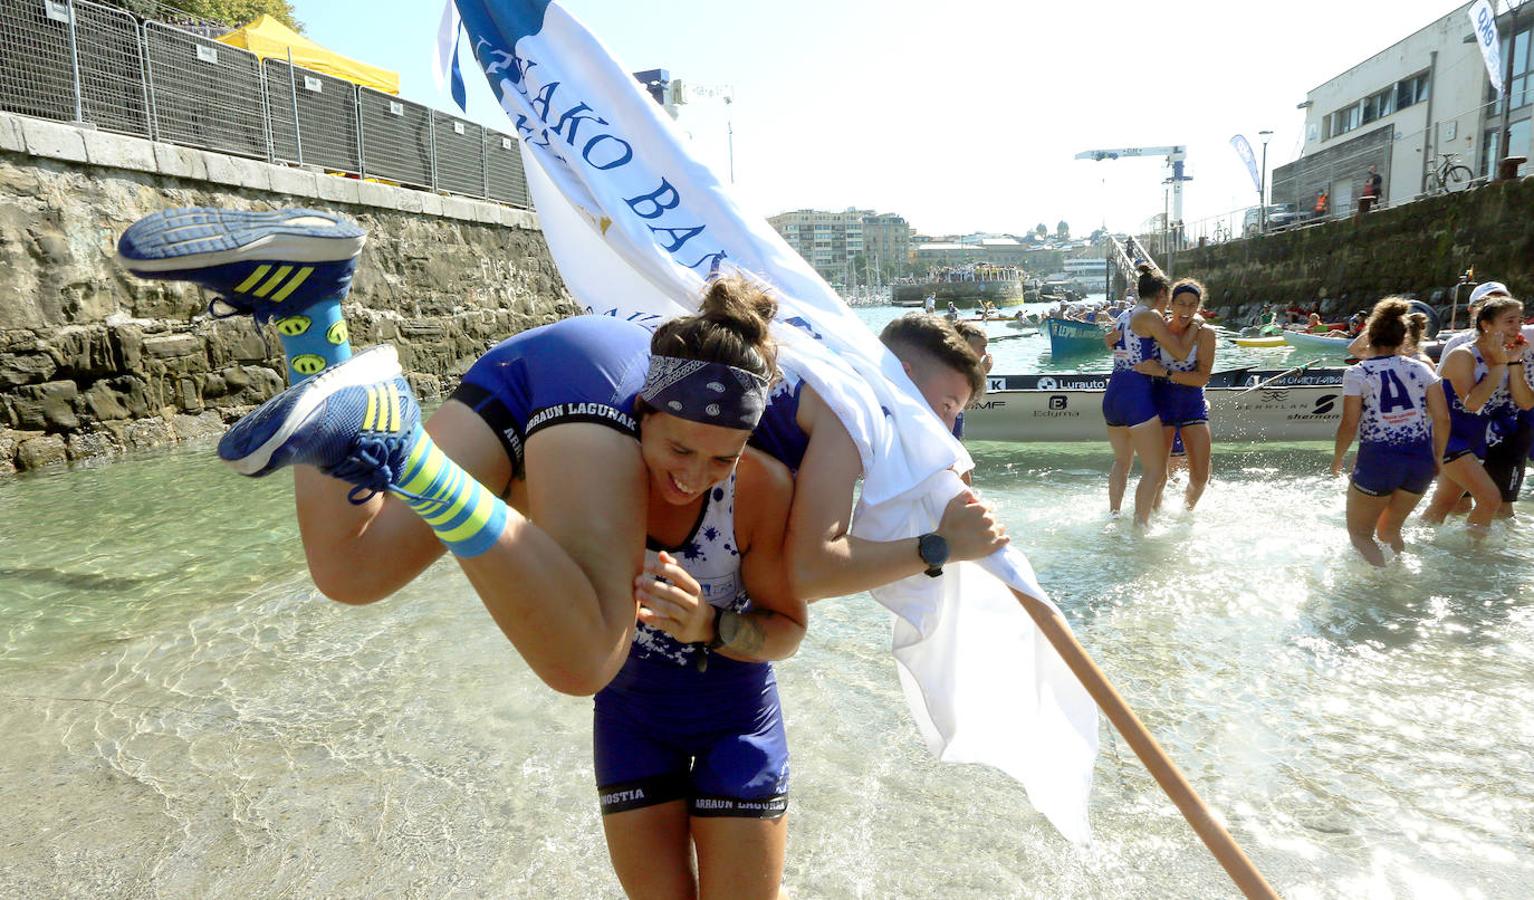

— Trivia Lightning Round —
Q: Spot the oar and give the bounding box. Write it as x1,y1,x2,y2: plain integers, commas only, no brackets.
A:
1010,588,1279,899
1234,358,1321,396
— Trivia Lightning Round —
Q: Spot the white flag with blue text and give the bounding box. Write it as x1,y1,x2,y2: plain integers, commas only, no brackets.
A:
450,0,1099,842
1469,0,1505,97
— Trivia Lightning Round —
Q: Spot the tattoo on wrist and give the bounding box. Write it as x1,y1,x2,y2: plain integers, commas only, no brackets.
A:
720,609,769,655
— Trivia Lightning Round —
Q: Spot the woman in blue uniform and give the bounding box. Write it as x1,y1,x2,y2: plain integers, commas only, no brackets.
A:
1330,299,1450,565
1420,297,1534,532
117,208,786,699
1136,278,1217,511
581,280,806,899
1102,266,1202,525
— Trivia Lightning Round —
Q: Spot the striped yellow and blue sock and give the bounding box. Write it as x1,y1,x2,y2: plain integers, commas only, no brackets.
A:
267,295,353,383
390,430,509,558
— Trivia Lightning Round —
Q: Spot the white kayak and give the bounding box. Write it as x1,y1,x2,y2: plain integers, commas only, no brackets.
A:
1282,331,1353,354
963,368,1346,443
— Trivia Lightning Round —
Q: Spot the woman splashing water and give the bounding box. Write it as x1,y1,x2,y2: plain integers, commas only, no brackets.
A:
1136,278,1217,511
1330,299,1450,565
1101,265,1201,525
1420,297,1534,533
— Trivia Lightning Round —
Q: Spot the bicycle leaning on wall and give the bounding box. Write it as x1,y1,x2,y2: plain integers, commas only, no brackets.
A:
1425,152,1476,194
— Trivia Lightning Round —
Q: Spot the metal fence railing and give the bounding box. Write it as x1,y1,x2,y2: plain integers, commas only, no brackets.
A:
0,0,530,208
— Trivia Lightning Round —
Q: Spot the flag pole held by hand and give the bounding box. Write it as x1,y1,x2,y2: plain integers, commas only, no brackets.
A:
1010,588,1280,900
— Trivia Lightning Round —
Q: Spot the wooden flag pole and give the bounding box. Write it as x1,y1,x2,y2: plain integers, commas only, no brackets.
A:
1011,589,1279,900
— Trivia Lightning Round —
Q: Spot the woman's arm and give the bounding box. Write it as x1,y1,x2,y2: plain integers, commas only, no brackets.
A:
1331,395,1362,476
1135,309,1200,361
784,388,1007,601
1347,332,1372,358
1168,329,1217,388
719,450,808,662
634,452,808,663
1426,381,1450,470
1507,353,1534,410
1446,345,1505,414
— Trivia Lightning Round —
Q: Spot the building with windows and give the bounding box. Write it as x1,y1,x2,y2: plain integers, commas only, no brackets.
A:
1273,3,1531,213
768,208,911,284
1063,256,1108,291
859,213,912,281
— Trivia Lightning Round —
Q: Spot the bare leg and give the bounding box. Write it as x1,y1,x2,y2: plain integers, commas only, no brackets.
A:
1450,458,1504,533
1129,418,1167,527
1153,425,1177,511
1181,423,1212,510
603,802,697,899
295,401,500,603
1375,489,1426,554
1106,426,1133,515
295,404,644,696
1421,467,1467,524
694,815,788,900
1345,487,1391,566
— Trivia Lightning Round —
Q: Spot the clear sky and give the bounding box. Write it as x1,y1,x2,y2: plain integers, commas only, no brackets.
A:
291,0,1477,237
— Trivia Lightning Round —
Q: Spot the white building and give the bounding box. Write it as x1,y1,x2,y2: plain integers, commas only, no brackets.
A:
1063,257,1107,290
1274,2,1532,213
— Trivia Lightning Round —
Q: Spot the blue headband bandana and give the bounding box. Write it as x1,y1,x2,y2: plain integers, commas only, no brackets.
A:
1172,283,1202,299
640,356,770,428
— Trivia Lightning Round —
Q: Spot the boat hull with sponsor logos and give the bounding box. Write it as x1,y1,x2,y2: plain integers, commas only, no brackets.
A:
1043,316,1112,357
963,368,1346,442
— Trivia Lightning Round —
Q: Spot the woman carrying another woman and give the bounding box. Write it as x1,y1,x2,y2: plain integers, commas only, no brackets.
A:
1102,265,1203,524
1330,299,1450,565
1135,278,1217,511
1420,296,1534,531
592,280,806,899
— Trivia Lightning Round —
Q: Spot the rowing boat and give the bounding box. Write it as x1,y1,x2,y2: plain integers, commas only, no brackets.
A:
1044,316,1111,357
963,368,1346,442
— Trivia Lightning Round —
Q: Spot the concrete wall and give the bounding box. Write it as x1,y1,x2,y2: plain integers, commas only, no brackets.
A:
0,114,571,476
1181,175,1534,326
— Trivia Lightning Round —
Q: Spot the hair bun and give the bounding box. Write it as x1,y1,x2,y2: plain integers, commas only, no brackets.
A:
649,273,780,385
699,275,777,346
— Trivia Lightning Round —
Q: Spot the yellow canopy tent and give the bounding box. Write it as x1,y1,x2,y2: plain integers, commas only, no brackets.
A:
217,15,400,95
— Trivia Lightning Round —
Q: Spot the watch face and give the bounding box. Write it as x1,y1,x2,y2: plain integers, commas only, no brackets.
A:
919,533,949,566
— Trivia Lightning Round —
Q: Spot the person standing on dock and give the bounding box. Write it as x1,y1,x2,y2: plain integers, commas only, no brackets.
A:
1330,299,1450,565
1102,265,1203,524
1355,165,1383,220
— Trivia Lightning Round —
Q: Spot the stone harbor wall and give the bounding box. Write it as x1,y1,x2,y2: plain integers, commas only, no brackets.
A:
0,116,571,476
1176,176,1534,326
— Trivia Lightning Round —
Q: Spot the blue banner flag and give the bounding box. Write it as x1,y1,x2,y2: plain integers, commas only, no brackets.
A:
1230,134,1262,196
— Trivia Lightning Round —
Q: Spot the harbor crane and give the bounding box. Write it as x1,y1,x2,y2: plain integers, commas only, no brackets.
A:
1074,145,1191,231
1076,145,1190,276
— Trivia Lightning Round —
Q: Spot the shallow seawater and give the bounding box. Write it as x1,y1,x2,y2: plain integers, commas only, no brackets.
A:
858,302,1317,375
2,435,1531,897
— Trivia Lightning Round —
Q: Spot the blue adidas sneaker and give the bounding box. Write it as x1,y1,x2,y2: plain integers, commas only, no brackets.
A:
218,345,421,502
117,207,365,322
